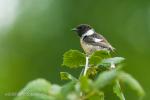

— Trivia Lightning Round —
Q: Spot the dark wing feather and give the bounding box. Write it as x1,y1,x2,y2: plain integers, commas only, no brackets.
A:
83,33,115,51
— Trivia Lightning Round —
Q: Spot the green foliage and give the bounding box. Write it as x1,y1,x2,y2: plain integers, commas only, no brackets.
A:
118,72,145,97
99,57,125,68
93,69,119,89
61,81,76,96
80,76,91,93
15,50,145,100
60,72,77,81
113,80,125,100
89,50,110,65
101,57,125,65
14,79,53,100
62,50,85,68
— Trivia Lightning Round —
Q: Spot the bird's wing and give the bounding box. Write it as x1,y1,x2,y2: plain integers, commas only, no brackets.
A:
97,33,115,51
83,33,115,51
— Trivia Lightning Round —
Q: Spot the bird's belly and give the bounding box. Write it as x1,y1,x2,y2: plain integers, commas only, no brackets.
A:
80,40,104,55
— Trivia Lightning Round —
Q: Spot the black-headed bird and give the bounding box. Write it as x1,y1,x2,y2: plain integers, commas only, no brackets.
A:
72,24,115,55
72,24,115,75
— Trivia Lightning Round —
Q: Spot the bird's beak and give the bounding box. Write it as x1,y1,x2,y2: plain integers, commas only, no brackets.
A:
71,28,77,31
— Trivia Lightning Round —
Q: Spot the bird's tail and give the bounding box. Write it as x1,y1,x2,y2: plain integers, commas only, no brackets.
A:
111,47,118,56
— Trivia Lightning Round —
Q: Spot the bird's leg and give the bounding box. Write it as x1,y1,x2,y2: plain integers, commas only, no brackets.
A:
83,56,89,76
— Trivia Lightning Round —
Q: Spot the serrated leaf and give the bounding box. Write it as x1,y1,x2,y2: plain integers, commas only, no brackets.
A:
113,80,125,100
90,56,102,65
14,79,53,100
62,50,85,68
89,50,110,65
91,50,111,58
118,72,145,98
93,69,119,89
60,72,77,81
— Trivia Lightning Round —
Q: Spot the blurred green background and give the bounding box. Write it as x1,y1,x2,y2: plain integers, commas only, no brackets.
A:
0,0,150,100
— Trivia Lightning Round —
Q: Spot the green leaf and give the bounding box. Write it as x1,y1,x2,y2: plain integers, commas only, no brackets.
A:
14,78,53,100
90,50,110,65
93,69,119,89
61,81,76,96
118,72,145,98
60,72,77,81
87,67,98,77
91,50,111,58
101,57,125,65
113,80,125,100
99,57,125,68
62,50,85,68
67,92,80,100
84,91,104,100
49,84,64,100
80,76,90,92
49,84,61,95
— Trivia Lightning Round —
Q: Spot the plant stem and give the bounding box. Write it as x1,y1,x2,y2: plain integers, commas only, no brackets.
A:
83,56,89,76
79,56,89,97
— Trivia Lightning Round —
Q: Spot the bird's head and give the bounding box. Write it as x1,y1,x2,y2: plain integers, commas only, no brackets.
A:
72,24,93,37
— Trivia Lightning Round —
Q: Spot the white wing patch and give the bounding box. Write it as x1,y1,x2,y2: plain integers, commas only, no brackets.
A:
93,38,103,42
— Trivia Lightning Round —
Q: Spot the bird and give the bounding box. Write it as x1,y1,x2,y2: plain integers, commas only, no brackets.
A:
72,24,115,55
72,24,115,76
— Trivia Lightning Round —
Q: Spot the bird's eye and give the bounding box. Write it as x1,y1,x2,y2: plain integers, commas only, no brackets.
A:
79,26,84,30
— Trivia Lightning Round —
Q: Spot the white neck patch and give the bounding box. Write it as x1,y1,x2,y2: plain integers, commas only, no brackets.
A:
82,29,94,37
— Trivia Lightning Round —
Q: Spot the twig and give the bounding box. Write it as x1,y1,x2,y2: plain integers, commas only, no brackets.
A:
83,56,89,76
